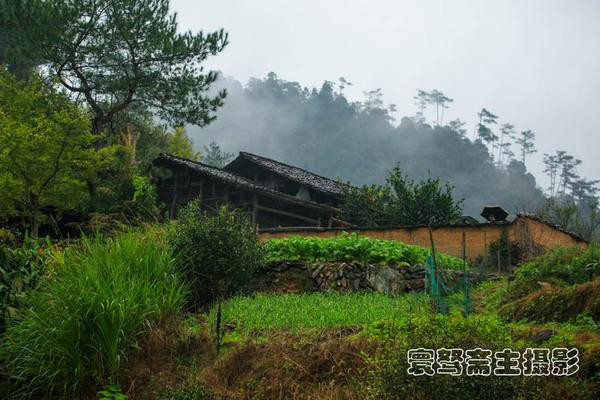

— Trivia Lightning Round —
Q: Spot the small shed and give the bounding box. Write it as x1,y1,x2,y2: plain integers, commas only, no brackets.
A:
481,205,509,223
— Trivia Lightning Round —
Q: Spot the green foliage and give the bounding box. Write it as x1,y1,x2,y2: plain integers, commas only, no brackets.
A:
1,232,187,398
0,0,49,76
341,166,463,227
264,233,465,269
131,175,161,222
499,277,600,323
98,384,127,400
9,0,229,135
0,236,55,332
515,245,599,287
208,292,429,334
363,314,595,400
168,202,264,306
199,141,234,167
498,245,599,306
487,230,521,270
167,127,199,161
0,68,94,235
156,384,212,400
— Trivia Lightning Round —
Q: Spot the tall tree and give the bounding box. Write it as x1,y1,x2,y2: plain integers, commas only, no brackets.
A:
413,89,430,125
475,108,499,157
200,142,234,168
543,152,560,196
0,68,93,236
498,123,515,166
447,119,467,138
428,89,453,126
514,129,536,165
12,0,228,138
166,127,199,161
570,178,599,202
556,150,581,196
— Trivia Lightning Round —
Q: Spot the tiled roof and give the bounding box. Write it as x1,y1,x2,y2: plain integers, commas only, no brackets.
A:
154,153,338,211
229,152,347,196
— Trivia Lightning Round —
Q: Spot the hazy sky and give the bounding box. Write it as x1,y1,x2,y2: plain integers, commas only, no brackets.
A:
171,0,600,186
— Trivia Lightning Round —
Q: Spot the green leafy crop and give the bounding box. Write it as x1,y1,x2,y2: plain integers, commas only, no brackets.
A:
264,232,464,269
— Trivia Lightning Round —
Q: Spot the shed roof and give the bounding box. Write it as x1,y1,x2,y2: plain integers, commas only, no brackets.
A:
225,152,347,196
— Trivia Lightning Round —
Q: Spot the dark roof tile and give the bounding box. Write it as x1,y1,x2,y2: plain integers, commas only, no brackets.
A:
154,153,338,211
229,152,347,195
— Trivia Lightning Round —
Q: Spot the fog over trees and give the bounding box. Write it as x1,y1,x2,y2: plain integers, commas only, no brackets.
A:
188,73,551,216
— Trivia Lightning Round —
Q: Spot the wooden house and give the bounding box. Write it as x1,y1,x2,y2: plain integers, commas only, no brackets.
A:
152,153,350,228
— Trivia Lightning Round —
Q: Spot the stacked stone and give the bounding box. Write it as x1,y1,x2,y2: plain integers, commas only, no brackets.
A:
309,262,370,292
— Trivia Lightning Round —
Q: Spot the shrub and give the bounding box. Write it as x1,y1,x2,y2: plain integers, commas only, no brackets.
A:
1,232,187,398
340,166,463,227
0,236,55,332
131,174,161,222
168,202,264,306
487,230,522,271
499,277,600,323
515,245,599,286
503,245,600,303
264,232,465,269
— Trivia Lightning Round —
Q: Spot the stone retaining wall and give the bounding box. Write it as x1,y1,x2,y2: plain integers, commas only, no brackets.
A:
251,261,426,295
250,262,482,295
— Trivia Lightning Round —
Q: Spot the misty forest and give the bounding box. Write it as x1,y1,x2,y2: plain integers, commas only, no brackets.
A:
192,73,599,238
0,1,599,399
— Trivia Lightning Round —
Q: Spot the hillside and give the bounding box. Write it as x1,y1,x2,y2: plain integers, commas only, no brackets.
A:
189,74,546,215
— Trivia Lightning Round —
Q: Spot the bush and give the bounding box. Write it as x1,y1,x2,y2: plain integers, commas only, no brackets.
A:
264,232,465,269
340,166,463,227
499,277,600,323
0,236,55,332
131,174,161,222
1,232,187,398
515,245,599,285
487,230,522,271
503,245,600,303
168,202,264,306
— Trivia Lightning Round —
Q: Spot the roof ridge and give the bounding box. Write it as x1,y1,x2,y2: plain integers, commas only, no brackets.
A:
159,152,223,171
237,151,347,194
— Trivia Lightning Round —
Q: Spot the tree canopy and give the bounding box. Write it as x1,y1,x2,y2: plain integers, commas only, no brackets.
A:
190,73,546,215
340,167,463,227
0,68,94,235
2,0,228,136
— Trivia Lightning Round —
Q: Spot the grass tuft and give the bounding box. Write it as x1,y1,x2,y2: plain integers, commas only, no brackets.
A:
1,232,187,398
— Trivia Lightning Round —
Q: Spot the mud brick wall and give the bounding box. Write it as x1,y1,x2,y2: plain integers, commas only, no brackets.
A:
259,216,585,261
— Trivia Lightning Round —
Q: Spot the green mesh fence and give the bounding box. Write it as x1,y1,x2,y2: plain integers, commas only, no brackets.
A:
425,253,473,316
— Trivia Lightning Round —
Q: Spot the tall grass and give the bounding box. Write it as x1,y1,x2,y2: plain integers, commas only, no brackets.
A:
1,232,187,398
209,292,430,334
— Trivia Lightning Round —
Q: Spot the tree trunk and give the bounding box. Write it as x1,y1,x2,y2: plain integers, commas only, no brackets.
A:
30,195,40,237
